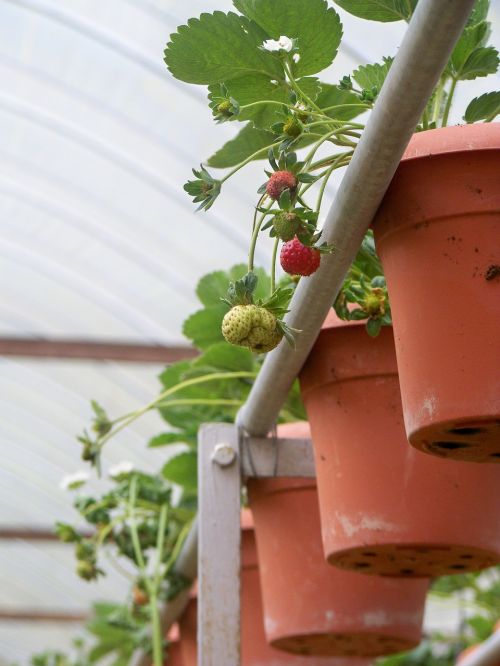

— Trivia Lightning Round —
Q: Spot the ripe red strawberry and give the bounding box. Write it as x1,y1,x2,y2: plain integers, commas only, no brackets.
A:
266,170,297,200
280,237,321,276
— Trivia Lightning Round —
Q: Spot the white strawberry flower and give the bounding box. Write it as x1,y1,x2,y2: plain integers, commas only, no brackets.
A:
109,460,135,479
60,470,90,491
293,53,301,63
262,35,294,53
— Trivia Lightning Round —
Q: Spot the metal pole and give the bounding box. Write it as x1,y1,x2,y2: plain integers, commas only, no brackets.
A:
457,632,500,666
237,0,476,437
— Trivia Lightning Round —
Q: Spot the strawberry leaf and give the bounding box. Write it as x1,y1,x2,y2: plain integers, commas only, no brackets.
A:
464,91,500,122
208,124,276,169
233,0,343,77
333,0,416,22
164,11,283,85
162,452,197,490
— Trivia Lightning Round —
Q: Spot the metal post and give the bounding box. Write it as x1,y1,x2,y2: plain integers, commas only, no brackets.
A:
198,424,242,665
457,632,500,666
237,0,476,437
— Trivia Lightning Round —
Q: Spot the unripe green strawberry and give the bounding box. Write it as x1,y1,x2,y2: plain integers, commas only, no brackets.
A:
76,559,97,581
283,116,302,137
272,212,300,241
217,100,233,117
222,305,282,353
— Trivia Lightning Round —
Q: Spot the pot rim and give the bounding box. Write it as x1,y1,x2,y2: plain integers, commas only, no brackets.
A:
401,122,500,163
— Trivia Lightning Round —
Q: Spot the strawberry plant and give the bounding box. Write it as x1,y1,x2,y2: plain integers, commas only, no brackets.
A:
164,0,499,340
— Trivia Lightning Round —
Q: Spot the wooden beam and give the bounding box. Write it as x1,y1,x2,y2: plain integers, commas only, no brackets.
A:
0,609,88,623
0,337,198,362
0,527,92,541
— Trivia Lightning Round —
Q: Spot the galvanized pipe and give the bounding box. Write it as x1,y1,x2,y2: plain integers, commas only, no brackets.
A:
237,0,476,437
457,632,500,666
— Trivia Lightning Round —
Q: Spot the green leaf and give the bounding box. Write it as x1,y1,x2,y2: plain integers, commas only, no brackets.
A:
464,91,500,121
450,21,490,75
467,0,489,27
224,75,320,128
148,432,195,448
182,304,228,349
162,452,197,490
458,46,499,80
467,615,494,642
353,57,393,92
207,123,275,168
164,11,283,85
333,0,416,22
196,266,245,306
192,341,255,372
233,0,343,77
316,84,369,120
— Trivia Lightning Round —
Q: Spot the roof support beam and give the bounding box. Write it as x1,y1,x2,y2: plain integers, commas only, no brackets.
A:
0,610,87,623
0,337,197,362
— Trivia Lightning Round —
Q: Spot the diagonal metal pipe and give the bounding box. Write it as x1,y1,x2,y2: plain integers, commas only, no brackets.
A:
457,631,500,666
237,0,476,437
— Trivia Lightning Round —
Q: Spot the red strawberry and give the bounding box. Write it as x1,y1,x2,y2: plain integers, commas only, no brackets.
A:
280,237,321,276
265,170,297,200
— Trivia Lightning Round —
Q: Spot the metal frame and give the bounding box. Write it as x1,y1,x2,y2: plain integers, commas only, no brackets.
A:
128,1,500,665
197,426,315,666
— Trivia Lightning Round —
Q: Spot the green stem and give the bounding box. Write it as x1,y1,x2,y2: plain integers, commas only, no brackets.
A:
103,371,256,447
221,142,281,184
238,100,332,122
321,103,371,115
270,237,279,294
315,154,346,213
150,503,169,666
248,204,272,272
431,77,445,125
128,476,147,574
157,398,243,408
284,58,322,114
441,78,457,127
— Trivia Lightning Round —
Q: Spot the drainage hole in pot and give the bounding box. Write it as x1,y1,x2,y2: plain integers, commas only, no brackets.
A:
490,453,500,458
460,554,473,559
448,427,484,436
353,562,370,568
362,551,377,557
451,564,467,570
399,568,414,575
433,441,471,450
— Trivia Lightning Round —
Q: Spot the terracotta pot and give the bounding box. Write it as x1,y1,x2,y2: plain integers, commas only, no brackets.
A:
164,624,184,665
299,314,500,576
249,422,428,658
372,123,500,463
179,511,355,665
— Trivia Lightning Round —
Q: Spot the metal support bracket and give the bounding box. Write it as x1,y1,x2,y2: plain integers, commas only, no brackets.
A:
198,425,315,665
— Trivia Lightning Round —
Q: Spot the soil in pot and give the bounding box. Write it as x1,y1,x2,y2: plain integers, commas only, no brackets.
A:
372,123,500,463
299,313,500,577
248,423,429,658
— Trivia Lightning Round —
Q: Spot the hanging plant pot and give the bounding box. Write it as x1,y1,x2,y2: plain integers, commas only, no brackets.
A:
248,422,429,658
178,510,356,665
299,314,500,577
372,123,500,463
164,624,183,665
